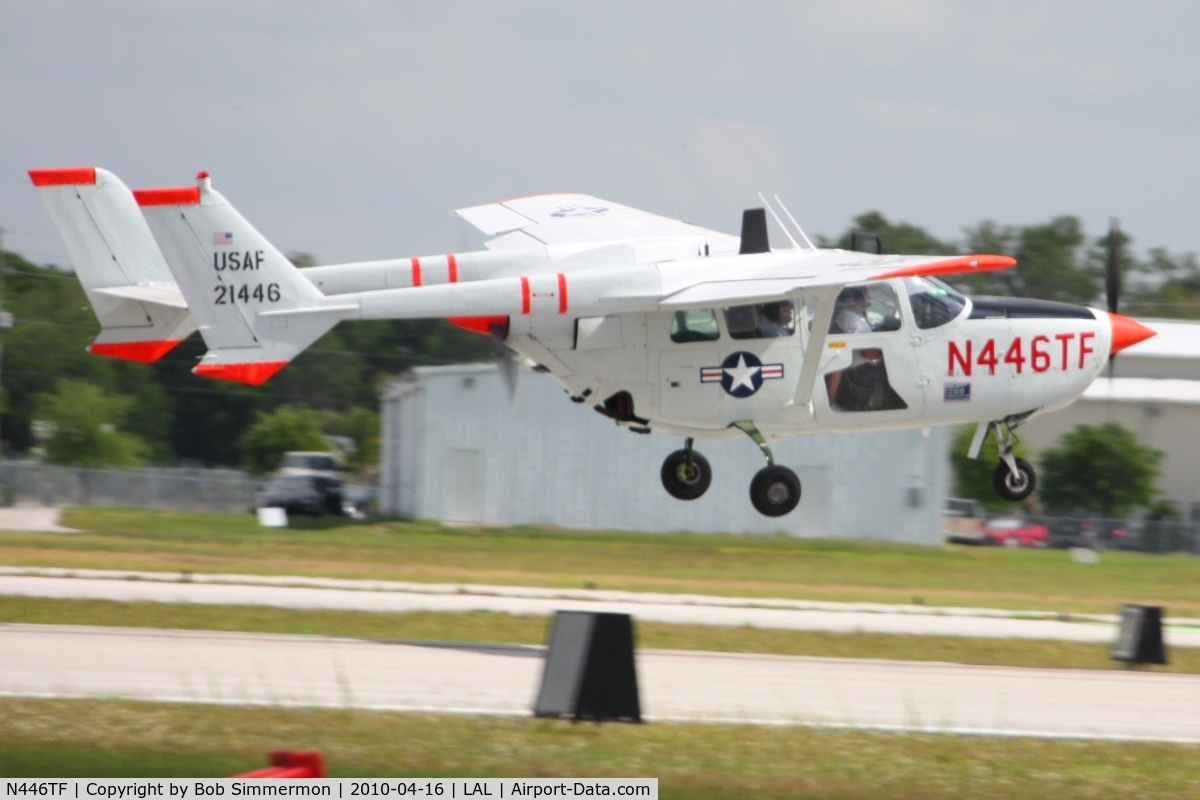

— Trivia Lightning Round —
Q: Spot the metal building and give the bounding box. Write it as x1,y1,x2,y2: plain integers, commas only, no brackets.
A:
380,364,951,543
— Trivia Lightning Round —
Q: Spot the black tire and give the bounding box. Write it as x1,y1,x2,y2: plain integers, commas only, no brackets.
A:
993,457,1036,502
750,465,801,517
661,449,712,500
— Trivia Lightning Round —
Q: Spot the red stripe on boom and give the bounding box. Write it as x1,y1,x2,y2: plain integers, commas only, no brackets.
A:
447,253,458,283
557,273,568,314
133,186,200,206
29,167,96,186
193,361,288,385
447,315,509,336
411,257,422,287
520,276,531,315
88,339,183,363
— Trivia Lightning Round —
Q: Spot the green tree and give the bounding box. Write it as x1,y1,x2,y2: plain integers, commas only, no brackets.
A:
239,406,329,474
1039,423,1161,517
325,407,380,471
827,211,958,255
950,424,1030,511
34,379,146,467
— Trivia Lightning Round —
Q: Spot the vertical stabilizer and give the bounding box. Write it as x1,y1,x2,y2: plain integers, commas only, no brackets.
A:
28,167,195,361
139,172,347,384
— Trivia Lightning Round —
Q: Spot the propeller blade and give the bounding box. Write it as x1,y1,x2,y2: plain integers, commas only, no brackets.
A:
1106,217,1121,314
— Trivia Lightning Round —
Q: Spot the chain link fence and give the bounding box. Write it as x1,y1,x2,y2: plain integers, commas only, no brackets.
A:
0,460,265,512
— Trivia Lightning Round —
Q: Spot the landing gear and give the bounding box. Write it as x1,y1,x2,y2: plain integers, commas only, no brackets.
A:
734,420,801,517
972,418,1037,502
750,465,801,517
993,457,1036,502
661,438,712,500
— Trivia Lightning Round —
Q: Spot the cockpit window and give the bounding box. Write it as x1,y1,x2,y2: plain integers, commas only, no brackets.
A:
723,301,796,340
829,283,902,334
670,309,721,343
905,276,967,329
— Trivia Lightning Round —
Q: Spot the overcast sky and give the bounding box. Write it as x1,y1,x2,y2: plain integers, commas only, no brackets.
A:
3,2,1199,267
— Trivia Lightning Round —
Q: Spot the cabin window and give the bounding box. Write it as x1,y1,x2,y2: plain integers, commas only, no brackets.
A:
824,350,909,412
670,309,721,343
723,301,796,340
905,276,967,329
829,283,902,334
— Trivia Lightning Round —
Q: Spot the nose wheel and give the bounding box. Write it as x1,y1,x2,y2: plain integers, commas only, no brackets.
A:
972,418,1037,502
661,438,712,500
993,457,1036,502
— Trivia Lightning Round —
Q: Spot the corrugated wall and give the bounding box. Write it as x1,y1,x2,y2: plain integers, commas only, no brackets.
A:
381,364,950,543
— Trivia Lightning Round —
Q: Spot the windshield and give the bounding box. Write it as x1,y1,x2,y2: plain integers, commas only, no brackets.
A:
989,518,1022,529
905,276,967,329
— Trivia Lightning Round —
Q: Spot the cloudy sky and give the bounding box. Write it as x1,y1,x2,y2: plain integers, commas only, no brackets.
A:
2,2,1198,267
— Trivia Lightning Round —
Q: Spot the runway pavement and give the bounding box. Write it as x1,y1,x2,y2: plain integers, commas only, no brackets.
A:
3,566,1200,646
5,623,1200,741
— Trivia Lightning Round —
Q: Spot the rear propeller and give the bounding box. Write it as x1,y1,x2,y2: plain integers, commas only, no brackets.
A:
1106,218,1122,377
1106,217,1121,315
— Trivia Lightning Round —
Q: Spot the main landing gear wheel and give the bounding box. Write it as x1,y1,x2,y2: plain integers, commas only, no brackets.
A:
661,447,712,500
993,458,1036,502
750,465,801,517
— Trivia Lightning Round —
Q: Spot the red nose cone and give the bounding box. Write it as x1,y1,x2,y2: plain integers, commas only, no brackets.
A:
1108,313,1156,355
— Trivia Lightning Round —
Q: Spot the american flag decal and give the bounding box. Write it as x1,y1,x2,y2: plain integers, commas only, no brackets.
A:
213,231,234,246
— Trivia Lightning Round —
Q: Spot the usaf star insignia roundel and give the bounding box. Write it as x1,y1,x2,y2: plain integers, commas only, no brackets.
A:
700,351,784,398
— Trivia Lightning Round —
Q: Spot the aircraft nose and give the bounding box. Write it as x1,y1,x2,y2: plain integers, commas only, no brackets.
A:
1108,312,1156,354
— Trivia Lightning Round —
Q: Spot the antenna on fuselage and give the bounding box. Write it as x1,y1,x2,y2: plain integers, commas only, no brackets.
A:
773,195,817,251
757,192,800,250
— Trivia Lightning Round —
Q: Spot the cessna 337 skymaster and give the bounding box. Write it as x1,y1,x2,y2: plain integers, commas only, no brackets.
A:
30,167,1157,517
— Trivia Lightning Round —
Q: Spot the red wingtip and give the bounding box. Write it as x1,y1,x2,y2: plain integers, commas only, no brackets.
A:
133,186,201,206
88,339,183,363
871,254,1017,280
1109,313,1156,355
193,361,289,385
29,167,96,187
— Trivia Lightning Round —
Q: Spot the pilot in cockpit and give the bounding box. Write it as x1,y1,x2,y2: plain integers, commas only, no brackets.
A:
831,286,873,334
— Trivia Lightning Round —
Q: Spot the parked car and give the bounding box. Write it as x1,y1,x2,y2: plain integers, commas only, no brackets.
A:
1048,516,1099,549
982,515,1049,547
944,498,987,544
257,474,343,516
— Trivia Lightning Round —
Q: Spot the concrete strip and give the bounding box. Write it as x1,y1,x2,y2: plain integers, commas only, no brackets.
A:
5,624,1200,742
2,572,1199,646
0,508,80,533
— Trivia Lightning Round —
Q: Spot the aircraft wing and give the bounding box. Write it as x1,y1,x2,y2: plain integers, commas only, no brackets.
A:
455,193,740,252
657,252,1016,308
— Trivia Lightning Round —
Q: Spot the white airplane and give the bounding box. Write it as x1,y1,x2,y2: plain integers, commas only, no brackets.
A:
31,167,1156,516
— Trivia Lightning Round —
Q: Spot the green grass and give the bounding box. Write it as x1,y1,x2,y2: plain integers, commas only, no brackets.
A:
3,595,1197,673
2,697,1199,798
0,507,1191,617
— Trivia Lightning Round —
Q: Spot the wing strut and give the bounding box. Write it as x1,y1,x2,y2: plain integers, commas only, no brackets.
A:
793,288,839,407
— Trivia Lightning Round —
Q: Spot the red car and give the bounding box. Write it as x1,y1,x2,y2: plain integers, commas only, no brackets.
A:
982,516,1050,547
